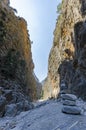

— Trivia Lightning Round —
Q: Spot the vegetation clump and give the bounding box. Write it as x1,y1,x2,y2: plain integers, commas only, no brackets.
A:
57,2,62,14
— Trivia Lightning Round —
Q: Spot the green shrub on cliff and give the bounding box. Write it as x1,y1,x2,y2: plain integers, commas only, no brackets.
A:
57,3,62,14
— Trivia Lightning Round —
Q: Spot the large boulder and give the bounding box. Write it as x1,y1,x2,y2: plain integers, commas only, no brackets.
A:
62,106,82,115
63,100,76,106
61,94,77,101
5,104,17,117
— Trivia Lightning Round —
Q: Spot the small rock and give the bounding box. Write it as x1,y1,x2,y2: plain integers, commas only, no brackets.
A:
16,102,24,113
62,106,82,115
60,83,68,90
24,101,34,111
16,101,34,114
60,90,67,94
61,94,77,101
5,104,17,117
3,90,13,102
63,100,76,106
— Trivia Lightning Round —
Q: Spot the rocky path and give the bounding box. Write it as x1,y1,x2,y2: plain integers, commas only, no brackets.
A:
0,99,86,130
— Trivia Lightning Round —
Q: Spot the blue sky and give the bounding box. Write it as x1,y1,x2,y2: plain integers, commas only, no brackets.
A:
10,0,61,81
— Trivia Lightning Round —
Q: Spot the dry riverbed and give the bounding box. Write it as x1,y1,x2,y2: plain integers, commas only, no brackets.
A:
0,99,86,130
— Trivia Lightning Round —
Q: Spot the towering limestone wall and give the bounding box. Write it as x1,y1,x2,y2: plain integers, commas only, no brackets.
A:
43,0,86,100
0,0,39,101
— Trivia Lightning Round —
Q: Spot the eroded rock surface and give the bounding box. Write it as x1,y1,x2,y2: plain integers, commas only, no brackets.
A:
43,0,86,100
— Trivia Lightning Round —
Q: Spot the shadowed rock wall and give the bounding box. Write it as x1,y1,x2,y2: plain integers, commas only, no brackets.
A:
0,0,42,117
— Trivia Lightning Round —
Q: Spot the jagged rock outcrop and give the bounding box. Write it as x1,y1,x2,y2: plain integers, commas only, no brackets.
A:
0,0,41,116
43,0,86,100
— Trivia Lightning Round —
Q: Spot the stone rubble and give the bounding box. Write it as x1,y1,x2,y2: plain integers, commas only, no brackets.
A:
61,94,83,115
0,99,86,130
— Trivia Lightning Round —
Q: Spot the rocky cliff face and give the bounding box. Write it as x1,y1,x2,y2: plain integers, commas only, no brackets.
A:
0,0,41,117
43,0,86,100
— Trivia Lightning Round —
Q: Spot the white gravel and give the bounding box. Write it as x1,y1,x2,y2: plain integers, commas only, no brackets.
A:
0,99,86,130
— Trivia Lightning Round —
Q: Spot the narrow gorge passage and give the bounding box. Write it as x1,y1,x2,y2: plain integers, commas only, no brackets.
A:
1,0,86,130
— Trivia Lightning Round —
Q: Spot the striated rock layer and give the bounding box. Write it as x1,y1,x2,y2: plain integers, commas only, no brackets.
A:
0,0,42,116
43,0,86,100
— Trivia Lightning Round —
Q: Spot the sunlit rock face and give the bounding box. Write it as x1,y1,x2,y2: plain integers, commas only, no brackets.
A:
0,0,42,105
0,0,9,5
43,0,86,100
